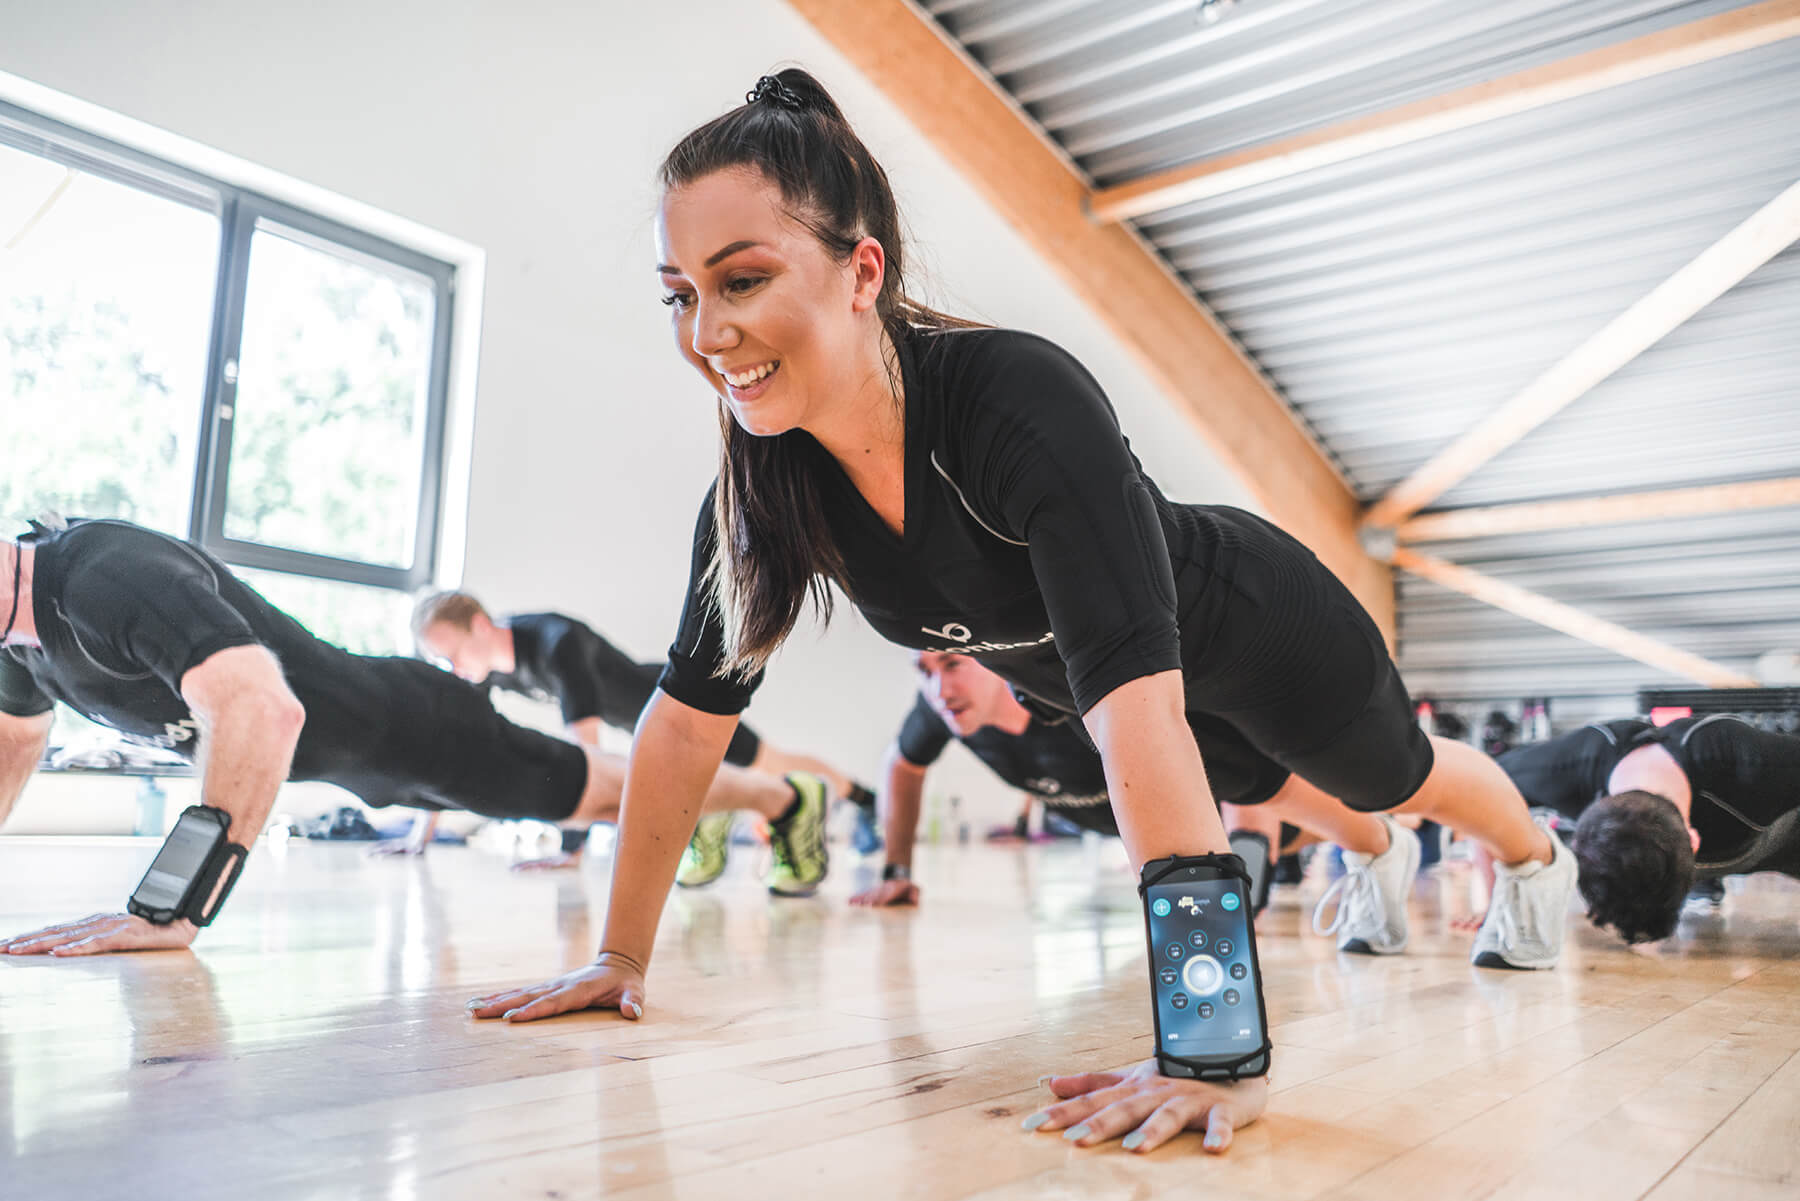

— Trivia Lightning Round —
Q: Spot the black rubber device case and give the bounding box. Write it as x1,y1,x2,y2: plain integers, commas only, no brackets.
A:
1139,852,1273,1081
126,805,249,926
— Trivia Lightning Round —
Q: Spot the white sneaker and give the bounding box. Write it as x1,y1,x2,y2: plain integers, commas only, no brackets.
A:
1472,816,1577,970
1312,814,1420,955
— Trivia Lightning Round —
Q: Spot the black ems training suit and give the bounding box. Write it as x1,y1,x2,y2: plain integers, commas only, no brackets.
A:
659,327,1434,812
1500,717,1800,875
486,612,762,767
896,693,1117,835
0,520,588,821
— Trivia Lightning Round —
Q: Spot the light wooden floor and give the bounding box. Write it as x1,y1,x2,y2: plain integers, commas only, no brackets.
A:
3,835,1798,1201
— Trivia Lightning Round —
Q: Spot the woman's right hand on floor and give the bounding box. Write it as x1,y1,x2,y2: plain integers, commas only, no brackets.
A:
467,957,645,1023
849,878,921,907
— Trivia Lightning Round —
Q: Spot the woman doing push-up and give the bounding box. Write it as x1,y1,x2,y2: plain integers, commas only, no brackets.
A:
468,69,1572,1155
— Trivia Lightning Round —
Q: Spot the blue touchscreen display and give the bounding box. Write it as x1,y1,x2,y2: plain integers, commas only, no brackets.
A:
1145,871,1265,1060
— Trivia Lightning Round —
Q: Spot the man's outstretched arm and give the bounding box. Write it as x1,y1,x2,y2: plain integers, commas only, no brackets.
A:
1,645,304,956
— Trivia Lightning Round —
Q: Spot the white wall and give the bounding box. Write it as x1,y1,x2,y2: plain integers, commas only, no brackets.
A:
0,0,1257,820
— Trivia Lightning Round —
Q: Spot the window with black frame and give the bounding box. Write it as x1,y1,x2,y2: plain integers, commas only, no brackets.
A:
0,103,455,658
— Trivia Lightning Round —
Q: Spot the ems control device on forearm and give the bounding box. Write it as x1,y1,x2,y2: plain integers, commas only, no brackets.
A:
126,805,248,926
1140,853,1272,1081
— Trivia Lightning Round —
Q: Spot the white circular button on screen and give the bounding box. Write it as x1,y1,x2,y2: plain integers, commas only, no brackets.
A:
1182,955,1224,996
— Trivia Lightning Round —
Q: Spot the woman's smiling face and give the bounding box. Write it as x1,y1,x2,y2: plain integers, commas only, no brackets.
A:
656,166,884,437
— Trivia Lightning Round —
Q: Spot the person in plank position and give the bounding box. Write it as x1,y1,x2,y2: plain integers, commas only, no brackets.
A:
0,517,831,958
468,70,1573,1157
404,591,877,868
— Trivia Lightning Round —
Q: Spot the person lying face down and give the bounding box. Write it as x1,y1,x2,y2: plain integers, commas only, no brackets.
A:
1498,715,1800,944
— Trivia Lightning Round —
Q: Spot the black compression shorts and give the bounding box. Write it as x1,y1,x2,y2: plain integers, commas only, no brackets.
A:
1176,515,1435,812
317,659,589,823
723,718,762,769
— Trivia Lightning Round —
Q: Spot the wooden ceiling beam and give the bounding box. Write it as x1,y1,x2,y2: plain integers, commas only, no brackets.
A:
1397,477,1800,543
1090,0,1800,223
1364,177,1800,530
786,0,1393,637
1391,547,1761,688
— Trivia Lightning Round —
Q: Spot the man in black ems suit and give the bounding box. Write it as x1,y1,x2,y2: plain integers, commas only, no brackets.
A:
0,519,826,955
413,591,879,867
1497,715,1800,944
850,651,1287,910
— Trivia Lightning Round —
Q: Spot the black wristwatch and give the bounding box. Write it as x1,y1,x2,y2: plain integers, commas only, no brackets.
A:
882,863,912,882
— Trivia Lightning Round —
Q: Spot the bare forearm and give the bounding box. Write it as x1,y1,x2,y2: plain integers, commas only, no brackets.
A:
0,714,52,827
599,692,737,968
882,747,926,868
193,704,302,844
1082,671,1229,870
181,646,306,846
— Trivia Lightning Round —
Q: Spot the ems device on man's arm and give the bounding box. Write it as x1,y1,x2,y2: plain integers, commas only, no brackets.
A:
126,805,248,926
1140,853,1272,1081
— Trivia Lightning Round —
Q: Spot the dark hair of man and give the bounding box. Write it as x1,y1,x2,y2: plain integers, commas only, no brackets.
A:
1571,789,1695,945
410,590,487,643
660,67,983,679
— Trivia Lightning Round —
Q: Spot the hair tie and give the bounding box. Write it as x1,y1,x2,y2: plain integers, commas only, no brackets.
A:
747,75,804,110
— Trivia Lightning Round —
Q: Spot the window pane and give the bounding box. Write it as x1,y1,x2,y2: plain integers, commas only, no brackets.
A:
233,566,414,657
0,144,217,534
224,225,434,568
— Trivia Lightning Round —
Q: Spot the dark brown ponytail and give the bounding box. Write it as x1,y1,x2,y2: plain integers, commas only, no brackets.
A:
661,68,981,678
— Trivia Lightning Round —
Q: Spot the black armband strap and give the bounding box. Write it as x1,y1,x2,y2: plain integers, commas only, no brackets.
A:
185,840,248,926
125,804,249,927
1137,851,1252,895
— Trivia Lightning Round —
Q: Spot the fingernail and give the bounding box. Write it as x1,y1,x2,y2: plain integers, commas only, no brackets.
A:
1062,1124,1090,1143
1204,1134,1224,1150
623,1002,642,1019
1037,1074,1054,1087
502,1008,520,1020
1122,1131,1145,1151
1021,1112,1050,1132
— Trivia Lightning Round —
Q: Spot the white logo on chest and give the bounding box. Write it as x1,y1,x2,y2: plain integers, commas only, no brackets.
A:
921,622,973,643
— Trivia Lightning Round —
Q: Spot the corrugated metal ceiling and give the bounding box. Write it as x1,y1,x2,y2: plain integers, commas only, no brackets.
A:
924,0,1800,708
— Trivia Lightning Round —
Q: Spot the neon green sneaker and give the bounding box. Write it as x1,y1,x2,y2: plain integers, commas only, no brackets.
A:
767,773,829,897
677,811,734,888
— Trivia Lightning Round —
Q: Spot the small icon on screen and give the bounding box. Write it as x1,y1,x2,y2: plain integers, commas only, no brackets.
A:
1152,898,1171,917
1221,893,1241,912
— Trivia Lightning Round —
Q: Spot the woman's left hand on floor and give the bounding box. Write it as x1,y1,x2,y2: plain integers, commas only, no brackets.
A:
1021,1059,1268,1154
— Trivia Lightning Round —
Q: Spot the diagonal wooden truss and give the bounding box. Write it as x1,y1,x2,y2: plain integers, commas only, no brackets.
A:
787,0,1800,686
